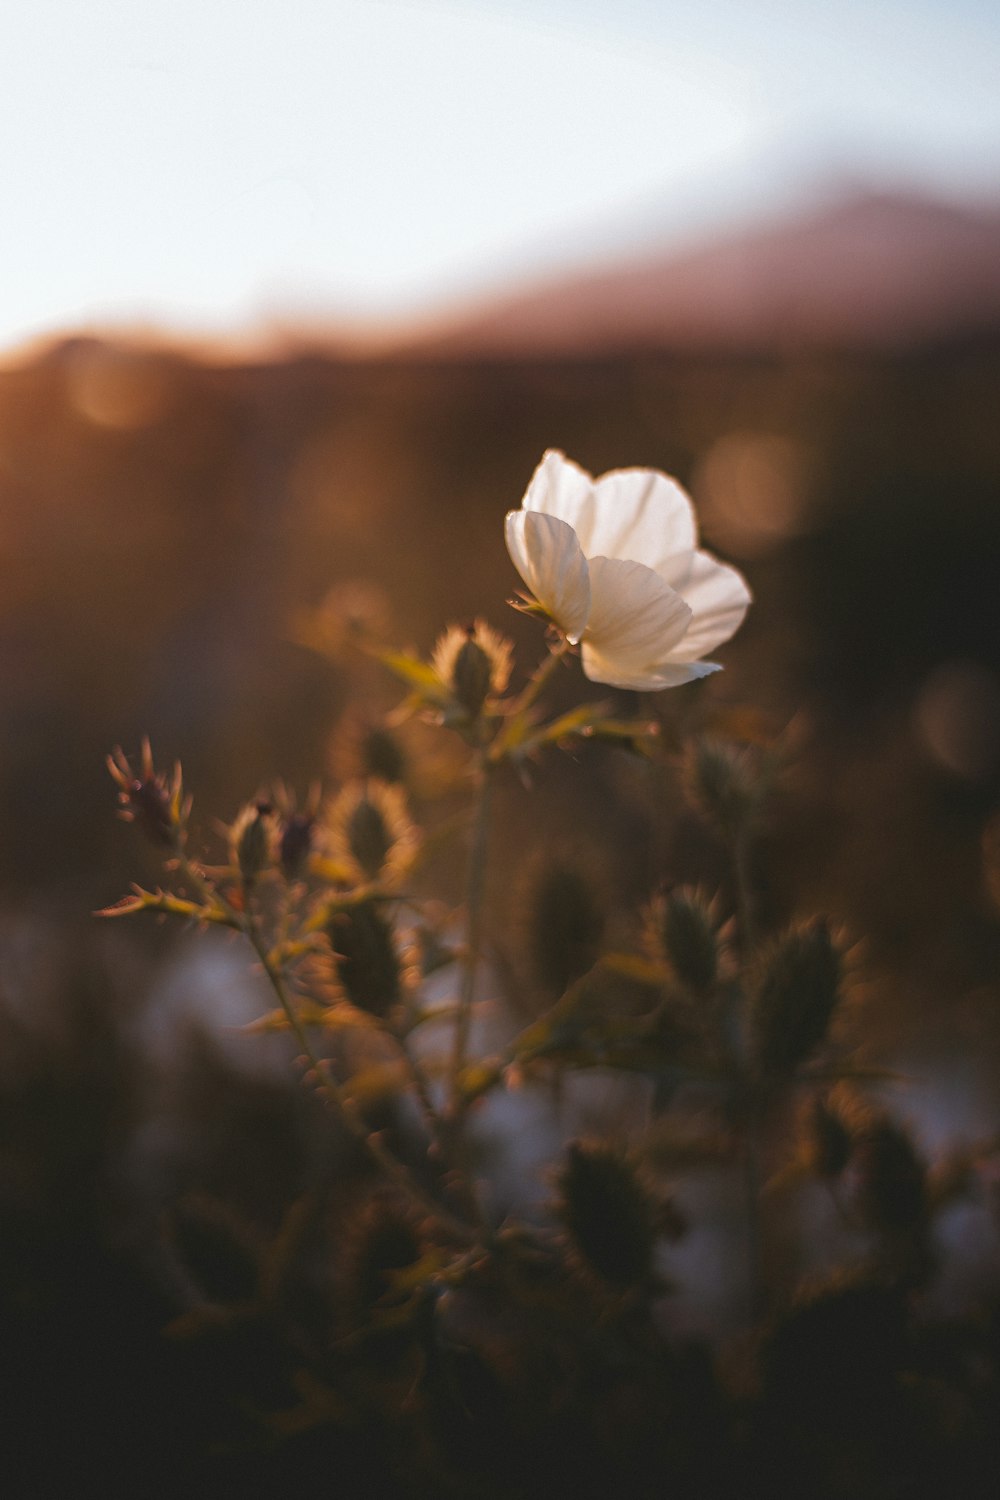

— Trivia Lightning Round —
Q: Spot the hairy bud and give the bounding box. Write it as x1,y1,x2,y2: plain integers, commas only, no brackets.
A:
324,779,417,886
230,801,277,883
557,1142,659,1289
749,918,842,1078
432,620,513,722
329,901,402,1017
651,887,721,997
684,737,762,840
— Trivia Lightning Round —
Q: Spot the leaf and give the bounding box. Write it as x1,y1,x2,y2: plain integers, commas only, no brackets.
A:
95,885,235,927
373,648,449,704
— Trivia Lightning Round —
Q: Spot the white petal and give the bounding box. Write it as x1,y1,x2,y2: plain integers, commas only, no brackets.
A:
582,655,721,690
505,508,591,642
666,550,752,662
583,465,699,572
581,555,692,687
521,450,595,531
521,451,699,580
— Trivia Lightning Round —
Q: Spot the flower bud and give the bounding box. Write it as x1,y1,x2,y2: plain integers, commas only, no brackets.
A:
557,1142,659,1289
107,739,182,848
323,779,417,886
749,918,842,1078
684,737,761,840
230,801,277,883
329,901,402,1017
651,887,721,997
432,619,513,722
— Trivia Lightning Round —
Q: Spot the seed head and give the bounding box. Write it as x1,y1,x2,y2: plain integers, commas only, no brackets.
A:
648,886,722,998
229,800,278,883
432,619,513,721
329,901,402,1017
323,779,418,886
683,737,762,840
107,739,184,848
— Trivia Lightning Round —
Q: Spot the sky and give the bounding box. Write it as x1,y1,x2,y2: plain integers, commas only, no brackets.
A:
2,0,999,350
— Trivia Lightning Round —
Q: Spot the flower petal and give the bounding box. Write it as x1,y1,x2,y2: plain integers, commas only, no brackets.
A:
665,550,752,662
521,450,595,528
505,508,591,642
580,555,692,688
522,451,699,576
584,465,698,573
581,657,721,690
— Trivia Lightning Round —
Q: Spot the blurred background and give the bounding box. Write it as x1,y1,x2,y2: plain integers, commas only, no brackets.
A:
2,0,1000,1483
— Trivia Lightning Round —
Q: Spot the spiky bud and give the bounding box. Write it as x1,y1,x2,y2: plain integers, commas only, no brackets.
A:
107,739,182,848
521,858,605,999
230,801,277,883
432,619,513,722
651,887,721,997
557,1143,659,1289
329,901,402,1017
323,779,417,886
749,919,842,1078
684,737,761,840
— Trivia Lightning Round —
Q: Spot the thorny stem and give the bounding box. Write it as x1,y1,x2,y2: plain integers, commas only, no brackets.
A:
243,906,478,1248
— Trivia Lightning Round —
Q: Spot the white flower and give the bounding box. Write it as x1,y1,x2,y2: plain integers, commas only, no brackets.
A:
505,450,751,690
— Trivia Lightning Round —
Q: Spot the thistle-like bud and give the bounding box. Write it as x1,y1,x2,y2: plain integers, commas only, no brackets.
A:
329,901,402,1017
853,1116,928,1236
683,737,762,840
432,620,513,722
323,779,417,886
520,856,605,999
229,800,277,883
556,1142,659,1289
107,739,183,848
649,886,721,998
749,918,842,1078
